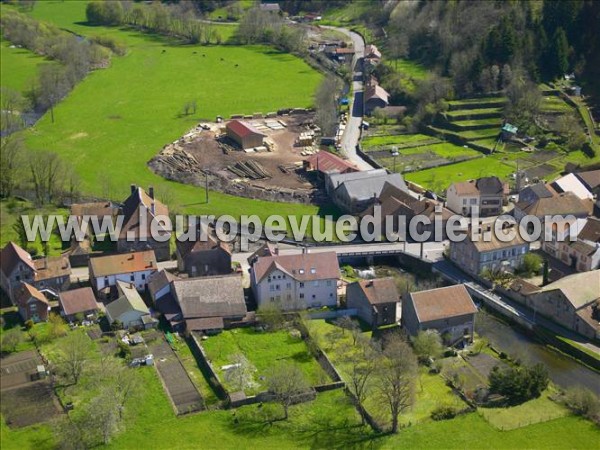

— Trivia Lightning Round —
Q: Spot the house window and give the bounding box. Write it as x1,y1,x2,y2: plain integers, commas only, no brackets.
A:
299,282,304,288
276,284,280,291
326,280,332,286
312,294,316,299
142,274,146,280
313,281,319,287
299,269,305,274
299,293,304,299
270,285,275,291
310,268,316,274
130,274,134,282
286,283,291,289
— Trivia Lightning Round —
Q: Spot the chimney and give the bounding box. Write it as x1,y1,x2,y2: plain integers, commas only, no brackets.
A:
130,184,137,195
273,245,279,255
148,186,154,199
302,246,308,254
151,202,155,215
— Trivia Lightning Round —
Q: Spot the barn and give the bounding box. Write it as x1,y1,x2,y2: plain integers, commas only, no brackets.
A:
226,120,266,149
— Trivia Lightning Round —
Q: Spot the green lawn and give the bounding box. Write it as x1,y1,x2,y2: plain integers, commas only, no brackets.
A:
479,391,569,431
405,154,517,192
540,95,573,113
0,38,55,94
11,1,322,221
450,118,502,128
202,328,330,393
448,97,507,107
445,107,503,118
362,133,439,149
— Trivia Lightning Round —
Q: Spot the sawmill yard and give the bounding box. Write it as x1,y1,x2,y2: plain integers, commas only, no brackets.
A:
154,113,321,192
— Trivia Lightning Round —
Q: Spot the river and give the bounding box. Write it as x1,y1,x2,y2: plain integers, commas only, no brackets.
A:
476,310,600,395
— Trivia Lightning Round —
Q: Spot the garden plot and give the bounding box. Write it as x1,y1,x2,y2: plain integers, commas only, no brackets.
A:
0,351,61,428
202,328,330,395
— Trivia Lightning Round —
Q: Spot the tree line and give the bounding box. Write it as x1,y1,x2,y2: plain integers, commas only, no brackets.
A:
1,8,117,130
86,0,223,45
237,5,306,54
0,135,81,204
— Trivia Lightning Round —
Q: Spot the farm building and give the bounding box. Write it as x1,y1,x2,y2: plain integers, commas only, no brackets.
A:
303,151,358,175
226,120,267,149
364,84,390,115
346,277,401,327
105,281,156,330
59,287,101,323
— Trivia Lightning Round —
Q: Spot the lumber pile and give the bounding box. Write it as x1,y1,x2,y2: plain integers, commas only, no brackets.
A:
227,161,271,179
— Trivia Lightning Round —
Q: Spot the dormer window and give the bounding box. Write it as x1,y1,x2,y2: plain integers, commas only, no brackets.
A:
310,268,316,274
299,269,305,274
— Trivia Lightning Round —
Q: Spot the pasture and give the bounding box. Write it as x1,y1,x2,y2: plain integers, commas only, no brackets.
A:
15,1,322,220
0,38,54,93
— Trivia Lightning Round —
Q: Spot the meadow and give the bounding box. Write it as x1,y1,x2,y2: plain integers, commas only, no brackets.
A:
0,38,54,93
10,1,323,221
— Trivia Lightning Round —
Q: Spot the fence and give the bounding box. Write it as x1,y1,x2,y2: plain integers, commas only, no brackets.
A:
187,334,228,400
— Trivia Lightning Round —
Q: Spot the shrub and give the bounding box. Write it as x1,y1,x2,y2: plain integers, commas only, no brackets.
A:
431,404,459,421
117,340,131,360
488,363,549,405
562,387,600,424
1,328,23,353
24,319,34,330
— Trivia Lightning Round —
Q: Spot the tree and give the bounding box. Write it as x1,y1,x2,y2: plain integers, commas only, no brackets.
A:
37,64,69,123
55,331,93,385
344,335,378,424
488,363,549,405
1,328,24,354
376,334,418,433
314,76,341,137
555,113,586,151
48,312,68,339
550,27,570,77
0,135,26,198
224,353,257,392
518,253,542,277
267,363,311,420
1,87,27,134
28,151,64,204
257,304,286,331
412,330,443,363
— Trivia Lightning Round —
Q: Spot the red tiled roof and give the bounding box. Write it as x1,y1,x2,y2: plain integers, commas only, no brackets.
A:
226,120,266,139
89,250,157,278
305,151,358,174
59,287,99,316
34,256,71,282
16,282,48,307
353,277,399,305
0,242,35,277
409,284,477,323
252,251,339,283
186,316,224,331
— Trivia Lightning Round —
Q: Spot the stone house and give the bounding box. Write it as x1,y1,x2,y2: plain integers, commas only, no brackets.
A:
402,284,477,346
15,282,50,323
346,277,400,327
250,250,339,310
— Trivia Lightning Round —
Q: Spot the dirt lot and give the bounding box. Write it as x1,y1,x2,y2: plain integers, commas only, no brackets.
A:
1,350,62,428
182,114,318,191
149,339,204,415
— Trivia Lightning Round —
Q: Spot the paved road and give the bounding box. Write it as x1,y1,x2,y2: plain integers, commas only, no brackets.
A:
322,26,373,171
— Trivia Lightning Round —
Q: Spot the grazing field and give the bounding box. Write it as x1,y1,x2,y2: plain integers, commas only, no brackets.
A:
479,391,569,431
202,328,330,393
0,38,54,93
15,1,322,221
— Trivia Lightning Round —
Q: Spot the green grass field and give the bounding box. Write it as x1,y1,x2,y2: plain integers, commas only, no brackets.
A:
0,38,55,93
202,328,329,393
9,1,322,221
362,133,439,149
479,391,569,431
405,154,517,192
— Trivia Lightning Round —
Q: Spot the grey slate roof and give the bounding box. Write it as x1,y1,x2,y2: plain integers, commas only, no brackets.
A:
330,170,408,202
172,275,246,319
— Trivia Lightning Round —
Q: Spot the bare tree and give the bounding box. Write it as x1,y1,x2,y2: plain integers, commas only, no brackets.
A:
29,151,64,204
314,75,341,136
267,363,311,420
344,335,378,424
224,353,257,392
1,87,26,134
55,331,92,385
0,135,26,198
376,334,418,433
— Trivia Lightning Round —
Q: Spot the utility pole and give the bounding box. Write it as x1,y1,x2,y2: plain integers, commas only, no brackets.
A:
205,173,209,203
391,146,399,173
